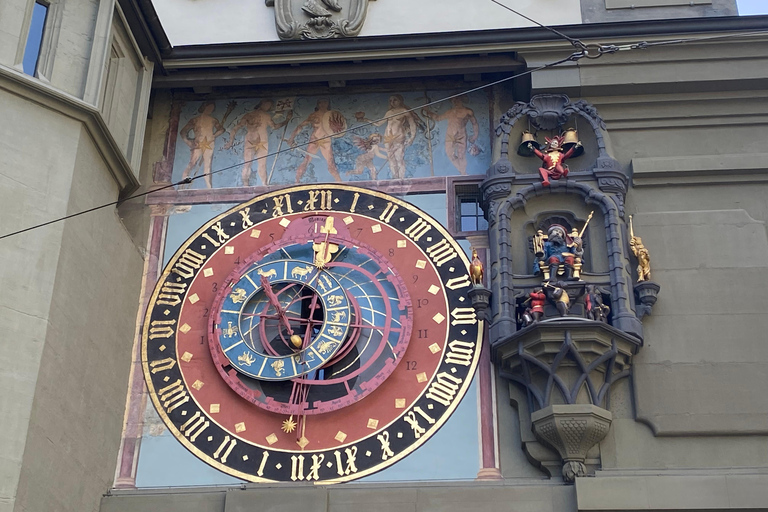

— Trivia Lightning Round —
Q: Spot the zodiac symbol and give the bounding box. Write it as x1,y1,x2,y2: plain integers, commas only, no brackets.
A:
237,351,256,366
317,274,332,292
271,359,285,376
328,326,343,337
317,340,339,355
330,311,346,322
291,265,314,279
222,321,238,338
229,288,247,304
257,268,277,279
327,295,343,306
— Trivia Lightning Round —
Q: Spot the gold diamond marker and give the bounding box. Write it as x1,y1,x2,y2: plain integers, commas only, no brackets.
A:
433,313,445,324
159,345,166,351
367,418,379,429
395,398,406,409
242,455,249,461
429,343,441,354
279,218,291,228
209,404,220,413
416,260,427,269
416,372,428,383
192,380,204,390
371,224,382,233
397,239,406,248
334,431,347,443
266,433,278,445
343,216,354,225
428,285,440,295
225,246,235,255
297,436,309,449
250,229,261,238
179,323,192,334
235,422,246,433
181,352,193,362
203,268,214,277
188,293,199,304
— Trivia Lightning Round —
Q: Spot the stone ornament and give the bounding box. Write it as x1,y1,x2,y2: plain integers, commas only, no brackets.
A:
532,405,612,483
266,0,374,40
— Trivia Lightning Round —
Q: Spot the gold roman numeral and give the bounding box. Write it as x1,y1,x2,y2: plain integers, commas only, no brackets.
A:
426,239,458,267
445,275,471,290
156,281,187,306
157,379,188,413
426,372,463,406
450,307,477,325
379,202,399,223
334,447,358,476
148,319,176,340
272,194,294,217
405,218,431,241
444,340,475,367
172,249,207,278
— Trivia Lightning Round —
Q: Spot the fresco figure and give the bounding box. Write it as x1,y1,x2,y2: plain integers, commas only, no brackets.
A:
286,99,344,183
179,101,227,188
424,96,479,175
362,95,421,180
223,100,293,186
347,134,388,180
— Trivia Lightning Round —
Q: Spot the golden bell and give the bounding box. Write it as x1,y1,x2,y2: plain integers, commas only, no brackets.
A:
518,131,540,157
562,128,584,157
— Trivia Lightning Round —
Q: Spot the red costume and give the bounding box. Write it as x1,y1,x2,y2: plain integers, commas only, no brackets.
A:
529,290,546,314
530,135,579,186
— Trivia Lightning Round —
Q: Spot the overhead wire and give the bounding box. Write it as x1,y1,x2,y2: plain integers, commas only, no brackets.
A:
2,7,767,241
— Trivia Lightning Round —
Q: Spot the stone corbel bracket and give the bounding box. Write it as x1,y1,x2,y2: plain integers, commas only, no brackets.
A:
493,319,641,482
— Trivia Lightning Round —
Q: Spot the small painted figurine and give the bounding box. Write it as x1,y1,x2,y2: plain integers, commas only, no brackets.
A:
534,225,582,282
630,237,651,282
528,287,546,323
629,215,652,282
546,282,570,316
527,134,581,186
470,248,484,286
585,285,610,323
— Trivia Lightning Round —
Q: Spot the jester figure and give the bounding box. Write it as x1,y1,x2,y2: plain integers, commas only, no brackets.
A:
527,134,582,186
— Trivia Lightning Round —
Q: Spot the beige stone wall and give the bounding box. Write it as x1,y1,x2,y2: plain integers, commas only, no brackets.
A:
0,1,152,510
12,127,144,512
0,87,76,512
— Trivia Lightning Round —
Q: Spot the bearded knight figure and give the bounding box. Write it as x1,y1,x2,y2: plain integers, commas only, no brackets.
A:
533,225,584,282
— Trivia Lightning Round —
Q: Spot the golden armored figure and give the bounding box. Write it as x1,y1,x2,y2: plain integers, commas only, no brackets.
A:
469,248,484,286
629,215,651,282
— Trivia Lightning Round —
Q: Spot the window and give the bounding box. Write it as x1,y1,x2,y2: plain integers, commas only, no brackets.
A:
22,1,48,76
454,182,488,233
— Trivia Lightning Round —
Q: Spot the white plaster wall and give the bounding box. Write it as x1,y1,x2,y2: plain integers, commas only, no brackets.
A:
151,0,582,46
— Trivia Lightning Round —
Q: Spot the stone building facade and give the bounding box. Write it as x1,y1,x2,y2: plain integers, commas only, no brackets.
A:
2,0,768,511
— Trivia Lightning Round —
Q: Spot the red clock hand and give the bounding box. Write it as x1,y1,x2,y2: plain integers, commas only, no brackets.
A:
260,275,295,336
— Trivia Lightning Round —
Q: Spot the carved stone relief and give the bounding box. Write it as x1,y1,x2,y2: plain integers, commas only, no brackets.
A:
266,0,374,40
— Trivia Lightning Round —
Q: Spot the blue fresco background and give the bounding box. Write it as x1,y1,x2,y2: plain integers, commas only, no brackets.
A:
170,91,491,188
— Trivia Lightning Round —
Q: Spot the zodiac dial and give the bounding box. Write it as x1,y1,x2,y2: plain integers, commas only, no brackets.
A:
142,185,482,483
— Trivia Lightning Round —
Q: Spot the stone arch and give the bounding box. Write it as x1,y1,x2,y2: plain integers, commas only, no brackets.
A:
488,180,642,343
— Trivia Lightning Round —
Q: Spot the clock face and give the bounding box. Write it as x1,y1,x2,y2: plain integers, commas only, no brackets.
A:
142,185,482,483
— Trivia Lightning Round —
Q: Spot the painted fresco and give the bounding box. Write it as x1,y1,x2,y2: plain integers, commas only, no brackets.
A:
169,90,490,188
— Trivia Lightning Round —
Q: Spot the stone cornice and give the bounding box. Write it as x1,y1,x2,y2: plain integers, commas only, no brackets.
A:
0,65,140,197
156,15,768,69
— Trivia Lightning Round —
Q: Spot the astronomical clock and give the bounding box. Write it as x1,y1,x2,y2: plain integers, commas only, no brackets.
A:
141,185,482,483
